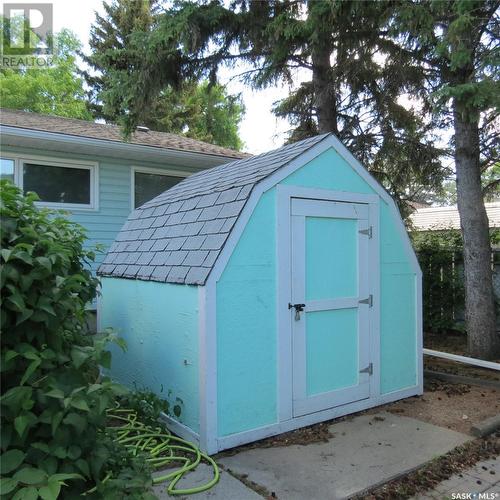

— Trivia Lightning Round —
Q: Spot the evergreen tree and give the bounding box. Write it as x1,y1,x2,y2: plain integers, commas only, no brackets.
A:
395,0,500,358
85,0,446,212
83,0,244,150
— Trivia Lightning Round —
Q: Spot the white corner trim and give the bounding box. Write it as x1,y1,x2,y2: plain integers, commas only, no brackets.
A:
159,412,200,446
215,384,421,453
198,282,218,454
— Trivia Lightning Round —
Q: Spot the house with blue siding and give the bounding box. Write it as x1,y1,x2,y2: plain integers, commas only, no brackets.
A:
0,108,245,302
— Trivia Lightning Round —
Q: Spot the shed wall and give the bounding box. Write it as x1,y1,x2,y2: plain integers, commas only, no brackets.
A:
100,278,200,432
216,147,418,437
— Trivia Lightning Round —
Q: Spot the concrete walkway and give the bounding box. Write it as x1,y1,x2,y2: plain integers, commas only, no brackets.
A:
154,411,472,499
219,412,471,499
413,458,499,499
153,464,262,499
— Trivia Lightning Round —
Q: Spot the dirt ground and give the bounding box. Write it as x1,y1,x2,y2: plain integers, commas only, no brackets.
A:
376,381,500,435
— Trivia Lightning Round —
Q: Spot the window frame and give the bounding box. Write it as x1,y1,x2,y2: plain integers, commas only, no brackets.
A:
131,166,190,210
1,153,99,211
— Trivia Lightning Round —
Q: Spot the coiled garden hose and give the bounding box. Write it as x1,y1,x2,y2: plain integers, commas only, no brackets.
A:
106,408,219,496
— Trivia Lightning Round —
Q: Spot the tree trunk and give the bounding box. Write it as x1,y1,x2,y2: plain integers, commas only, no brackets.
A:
453,104,499,359
311,44,337,135
308,0,337,135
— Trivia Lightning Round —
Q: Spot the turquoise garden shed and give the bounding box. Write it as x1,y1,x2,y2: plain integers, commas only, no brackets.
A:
98,133,422,454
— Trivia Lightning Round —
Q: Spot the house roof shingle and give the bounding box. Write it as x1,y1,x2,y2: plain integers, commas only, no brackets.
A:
0,108,246,159
410,202,500,231
98,133,330,285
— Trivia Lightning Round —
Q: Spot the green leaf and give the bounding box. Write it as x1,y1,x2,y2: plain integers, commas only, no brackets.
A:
62,413,86,433
0,449,25,474
11,250,33,265
4,350,19,362
1,386,32,413
75,459,89,477
35,256,52,271
31,442,50,453
70,398,90,412
6,292,26,312
16,308,34,325
38,479,61,500
0,477,19,495
51,412,64,436
1,248,12,261
99,350,112,369
70,347,89,369
20,358,41,386
50,472,83,482
87,384,102,394
12,486,38,500
45,389,65,399
14,413,37,437
67,445,81,460
13,467,47,485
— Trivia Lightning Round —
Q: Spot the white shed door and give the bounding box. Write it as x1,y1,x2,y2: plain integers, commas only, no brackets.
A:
290,198,372,417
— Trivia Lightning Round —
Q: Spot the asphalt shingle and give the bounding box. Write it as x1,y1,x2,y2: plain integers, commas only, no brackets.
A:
98,133,330,285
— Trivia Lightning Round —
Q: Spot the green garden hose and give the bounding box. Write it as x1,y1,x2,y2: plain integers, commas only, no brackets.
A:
106,408,219,496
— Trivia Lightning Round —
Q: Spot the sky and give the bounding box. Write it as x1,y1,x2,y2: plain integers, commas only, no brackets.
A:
8,0,297,154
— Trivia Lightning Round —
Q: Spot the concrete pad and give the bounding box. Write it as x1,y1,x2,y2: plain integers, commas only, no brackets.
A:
153,463,262,500
219,412,472,500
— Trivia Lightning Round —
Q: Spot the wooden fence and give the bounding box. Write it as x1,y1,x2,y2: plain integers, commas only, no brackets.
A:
417,248,500,333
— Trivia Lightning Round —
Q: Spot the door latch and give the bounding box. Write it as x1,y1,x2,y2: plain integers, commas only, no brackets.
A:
288,303,306,321
360,363,373,375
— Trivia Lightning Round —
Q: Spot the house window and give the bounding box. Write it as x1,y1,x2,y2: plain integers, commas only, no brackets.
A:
23,163,91,205
0,156,97,210
1,158,15,182
133,169,184,208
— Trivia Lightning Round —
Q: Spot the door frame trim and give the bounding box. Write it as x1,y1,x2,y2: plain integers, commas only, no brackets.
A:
276,185,381,422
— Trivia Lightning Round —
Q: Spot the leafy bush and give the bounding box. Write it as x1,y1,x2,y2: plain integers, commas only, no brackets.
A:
412,229,499,334
411,230,465,333
118,389,182,428
0,182,154,499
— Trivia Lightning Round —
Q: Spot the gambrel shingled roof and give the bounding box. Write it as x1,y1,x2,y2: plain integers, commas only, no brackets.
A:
98,133,329,285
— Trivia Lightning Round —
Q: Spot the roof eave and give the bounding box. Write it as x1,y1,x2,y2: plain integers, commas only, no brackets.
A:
0,125,240,169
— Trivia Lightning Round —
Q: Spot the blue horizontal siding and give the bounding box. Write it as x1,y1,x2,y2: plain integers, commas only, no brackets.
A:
1,145,201,276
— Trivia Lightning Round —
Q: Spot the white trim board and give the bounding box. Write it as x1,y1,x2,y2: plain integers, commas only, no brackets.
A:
159,412,200,446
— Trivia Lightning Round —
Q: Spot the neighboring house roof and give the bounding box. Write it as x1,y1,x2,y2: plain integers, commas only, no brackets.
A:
98,133,329,285
410,202,500,231
0,108,246,160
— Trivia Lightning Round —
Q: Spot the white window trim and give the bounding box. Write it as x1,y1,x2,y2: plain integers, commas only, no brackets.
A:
131,166,191,210
1,153,99,211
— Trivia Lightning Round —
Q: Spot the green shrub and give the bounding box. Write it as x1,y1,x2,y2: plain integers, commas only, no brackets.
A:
118,389,182,428
411,230,465,333
0,182,154,499
412,229,499,334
